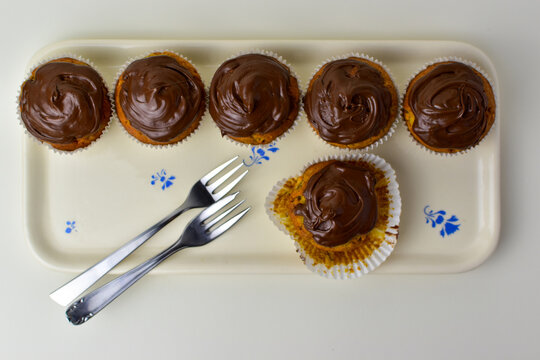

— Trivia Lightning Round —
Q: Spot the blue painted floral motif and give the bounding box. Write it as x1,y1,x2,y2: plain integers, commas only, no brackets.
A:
243,143,279,167
424,206,461,238
151,169,176,190
65,221,77,234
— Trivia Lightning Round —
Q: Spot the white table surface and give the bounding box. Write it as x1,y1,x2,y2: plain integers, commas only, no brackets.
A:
1,0,539,358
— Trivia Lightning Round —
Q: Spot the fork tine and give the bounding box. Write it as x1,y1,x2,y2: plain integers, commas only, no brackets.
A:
206,163,244,192
208,207,250,240
204,200,245,230
200,156,239,185
198,192,238,221
214,170,248,200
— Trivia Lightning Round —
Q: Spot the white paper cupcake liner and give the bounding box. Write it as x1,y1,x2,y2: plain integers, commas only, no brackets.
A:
208,49,302,149
401,56,498,157
113,50,207,149
265,153,401,279
17,54,114,155
303,53,401,153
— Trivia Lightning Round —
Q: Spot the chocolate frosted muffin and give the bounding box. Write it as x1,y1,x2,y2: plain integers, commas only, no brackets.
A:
268,155,401,279
294,161,378,248
19,57,112,151
304,57,398,149
403,60,496,153
115,52,206,145
209,53,300,145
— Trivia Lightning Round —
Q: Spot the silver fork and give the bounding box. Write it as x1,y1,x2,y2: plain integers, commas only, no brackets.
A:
66,193,250,325
50,156,248,306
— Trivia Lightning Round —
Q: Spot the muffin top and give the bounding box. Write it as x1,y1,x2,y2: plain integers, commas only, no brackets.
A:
117,55,205,143
294,161,378,247
304,58,395,145
209,54,298,139
19,59,109,145
406,61,495,150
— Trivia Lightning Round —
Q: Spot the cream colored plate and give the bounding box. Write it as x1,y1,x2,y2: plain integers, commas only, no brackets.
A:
22,40,500,274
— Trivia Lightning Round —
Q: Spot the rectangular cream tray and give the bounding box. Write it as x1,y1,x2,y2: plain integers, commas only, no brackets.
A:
23,39,500,274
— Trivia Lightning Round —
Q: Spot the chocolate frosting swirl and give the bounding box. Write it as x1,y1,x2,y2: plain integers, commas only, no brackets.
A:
295,161,378,247
20,61,109,144
209,54,297,138
118,55,205,142
408,62,492,149
304,58,393,145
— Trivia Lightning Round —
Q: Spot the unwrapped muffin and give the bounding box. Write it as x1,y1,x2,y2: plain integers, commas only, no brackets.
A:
266,154,401,279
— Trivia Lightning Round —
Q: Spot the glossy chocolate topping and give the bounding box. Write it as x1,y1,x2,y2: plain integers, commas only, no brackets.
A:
408,62,492,149
209,54,297,138
295,161,378,247
20,61,109,144
304,58,393,145
118,55,205,142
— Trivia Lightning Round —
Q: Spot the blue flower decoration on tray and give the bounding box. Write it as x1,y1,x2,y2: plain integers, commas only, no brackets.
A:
243,143,279,167
151,169,176,191
65,221,77,234
424,206,461,238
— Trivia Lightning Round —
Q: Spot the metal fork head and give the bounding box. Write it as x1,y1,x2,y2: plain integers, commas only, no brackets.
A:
200,156,249,201
180,193,250,248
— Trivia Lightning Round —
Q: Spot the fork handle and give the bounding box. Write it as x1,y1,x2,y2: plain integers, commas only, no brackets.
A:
49,203,193,307
66,242,185,325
